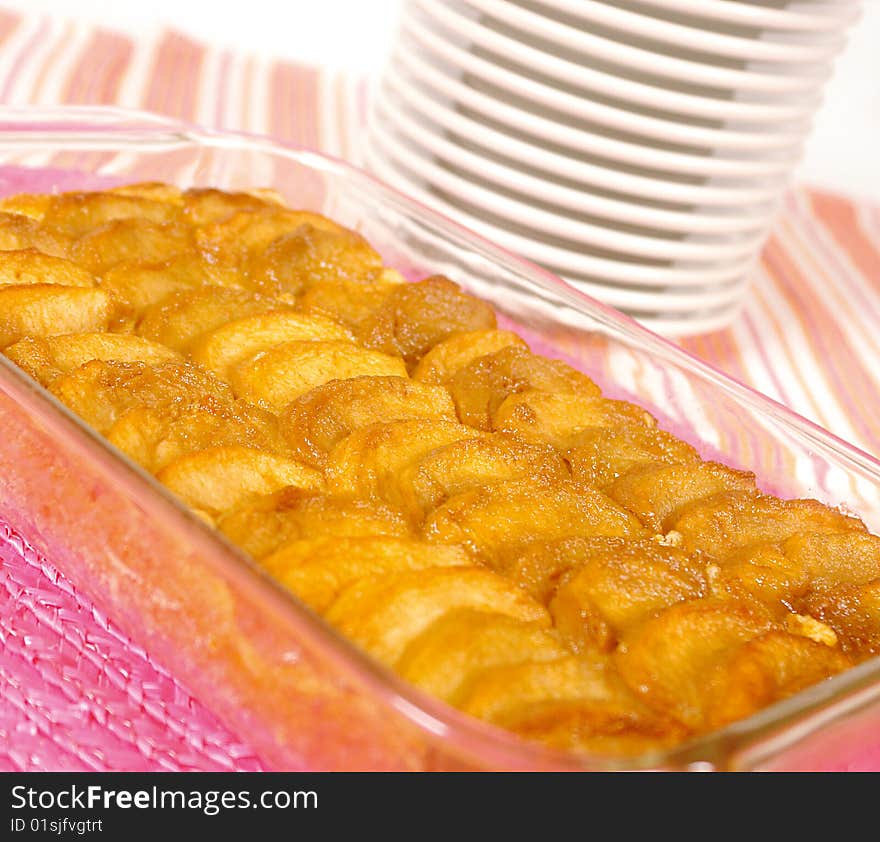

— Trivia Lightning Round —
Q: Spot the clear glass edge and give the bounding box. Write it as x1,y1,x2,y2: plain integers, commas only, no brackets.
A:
0,104,878,770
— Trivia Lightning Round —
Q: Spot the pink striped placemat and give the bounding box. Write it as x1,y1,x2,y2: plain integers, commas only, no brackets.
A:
0,9,878,771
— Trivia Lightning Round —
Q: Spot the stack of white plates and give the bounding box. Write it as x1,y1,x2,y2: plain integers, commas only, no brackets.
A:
366,0,861,335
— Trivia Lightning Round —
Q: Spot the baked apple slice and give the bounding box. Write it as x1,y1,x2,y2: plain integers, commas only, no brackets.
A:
107,398,283,473
0,285,124,348
100,252,244,314
701,631,851,731
189,310,353,379
566,425,699,489
447,345,600,430
0,248,95,288
423,479,644,565
327,419,481,500
389,432,569,520
136,286,292,351
396,609,567,702
412,329,527,385
615,598,773,728
548,537,706,652
261,536,471,614
672,491,866,558
608,461,757,532
49,359,233,432
156,445,323,516
281,375,455,468
243,223,385,296
0,211,71,256
228,339,407,410
357,275,497,369
324,566,549,665
5,333,180,385
71,218,192,274
493,391,653,448
217,488,413,560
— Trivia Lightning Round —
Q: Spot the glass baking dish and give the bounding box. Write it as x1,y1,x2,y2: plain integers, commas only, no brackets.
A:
1,105,879,771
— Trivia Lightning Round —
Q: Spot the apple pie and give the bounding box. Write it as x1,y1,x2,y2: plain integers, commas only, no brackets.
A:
2,183,878,758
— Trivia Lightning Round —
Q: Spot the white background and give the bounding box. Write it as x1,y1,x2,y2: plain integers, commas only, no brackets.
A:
6,0,880,200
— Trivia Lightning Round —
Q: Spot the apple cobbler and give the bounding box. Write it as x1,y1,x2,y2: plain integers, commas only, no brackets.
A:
2,183,879,758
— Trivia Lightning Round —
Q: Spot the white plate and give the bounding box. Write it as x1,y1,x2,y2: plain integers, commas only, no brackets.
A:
458,0,834,80
512,0,848,63
395,23,802,180
374,65,791,210
394,31,812,153
401,6,821,126
628,301,747,337
376,83,778,236
376,81,782,240
560,272,749,311
365,135,762,286
369,105,769,264
417,0,831,96
619,0,862,34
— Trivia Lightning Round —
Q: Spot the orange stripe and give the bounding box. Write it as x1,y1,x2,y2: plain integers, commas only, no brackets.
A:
0,9,21,45
63,29,102,103
807,188,880,296
281,61,319,147
679,289,762,404
30,20,76,102
98,31,134,104
240,53,254,131
305,65,320,148
335,71,348,160
783,193,880,360
270,60,296,143
692,326,751,392
176,33,204,121
290,62,303,144
169,34,190,117
764,227,879,449
143,30,174,116
77,30,133,104
784,193,880,363
750,256,836,432
162,31,184,116
702,328,751,467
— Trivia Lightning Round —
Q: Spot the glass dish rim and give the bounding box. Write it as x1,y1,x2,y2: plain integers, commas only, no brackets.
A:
1,103,879,770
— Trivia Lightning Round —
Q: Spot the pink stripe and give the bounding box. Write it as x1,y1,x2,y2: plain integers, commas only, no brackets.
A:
143,30,174,115
779,199,880,413
0,17,51,100
800,191,880,322
240,53,254,131
30,19,76,102
0,9,21,40
282,61,319,148
777,220,880,453
81,30,132,104
739,294,844,494
763,229,876,448
214,49,231,128
177,35,205,120
751,292,832,433
789,195,880,381
739,302,795,409
811,189,880,294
